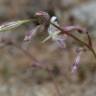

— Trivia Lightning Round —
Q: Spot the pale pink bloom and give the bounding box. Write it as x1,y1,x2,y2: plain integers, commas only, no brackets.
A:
24,26,40,41
35,11,50,21
63,25,87,33
72,48,83,73
42,16,67,48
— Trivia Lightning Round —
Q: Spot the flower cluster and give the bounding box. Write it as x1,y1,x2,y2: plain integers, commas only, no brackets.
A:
34,11,96,73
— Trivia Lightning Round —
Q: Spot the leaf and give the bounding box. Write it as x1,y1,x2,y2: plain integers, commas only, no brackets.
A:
0,19,31,32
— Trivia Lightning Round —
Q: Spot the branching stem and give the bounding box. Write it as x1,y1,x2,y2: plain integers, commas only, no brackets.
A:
50,22,96,59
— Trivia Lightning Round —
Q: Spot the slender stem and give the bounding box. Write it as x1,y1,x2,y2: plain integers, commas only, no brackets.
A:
12,43,39,64
32,64,62,96
48,69,62,96
90,47,96,58
12,42,62,96
50,22,96,59
86,32,92,47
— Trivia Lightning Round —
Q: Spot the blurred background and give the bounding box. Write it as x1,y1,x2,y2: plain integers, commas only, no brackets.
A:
0,0,96,96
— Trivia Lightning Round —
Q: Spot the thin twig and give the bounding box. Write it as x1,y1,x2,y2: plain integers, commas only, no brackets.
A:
11,42,62,96
32,64,62,96
50,22,96,59
86,31,92,47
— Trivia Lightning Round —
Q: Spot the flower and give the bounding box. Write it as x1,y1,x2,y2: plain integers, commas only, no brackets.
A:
42,16,67,48
72,48,83,73
24,25,40,41
35,11,50,21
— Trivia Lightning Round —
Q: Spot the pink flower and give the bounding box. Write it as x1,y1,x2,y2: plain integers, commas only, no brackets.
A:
35,11,50,21
24,26,40,41
63,25,87,33
72,48,83,73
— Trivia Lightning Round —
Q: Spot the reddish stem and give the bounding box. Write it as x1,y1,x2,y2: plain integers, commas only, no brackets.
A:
50,22,96,59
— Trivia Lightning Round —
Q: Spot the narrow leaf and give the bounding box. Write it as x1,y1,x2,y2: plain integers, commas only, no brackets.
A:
0,19,30,32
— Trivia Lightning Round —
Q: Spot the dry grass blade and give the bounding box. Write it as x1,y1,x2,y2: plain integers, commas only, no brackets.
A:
0,19,31,32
